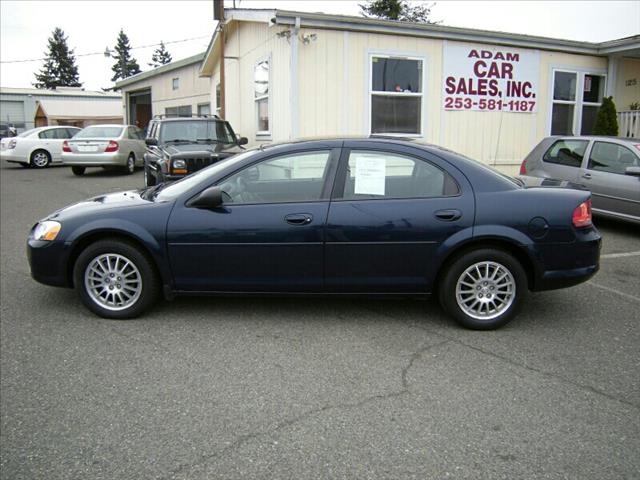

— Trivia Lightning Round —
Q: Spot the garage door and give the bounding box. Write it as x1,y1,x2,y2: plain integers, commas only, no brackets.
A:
0,100,26,125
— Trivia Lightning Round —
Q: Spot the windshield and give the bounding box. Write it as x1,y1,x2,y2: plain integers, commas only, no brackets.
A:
153,148,260,201
160,120,235,144
75,126,124,139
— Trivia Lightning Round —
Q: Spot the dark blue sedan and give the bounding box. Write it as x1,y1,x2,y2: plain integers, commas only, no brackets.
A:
27,138,601,329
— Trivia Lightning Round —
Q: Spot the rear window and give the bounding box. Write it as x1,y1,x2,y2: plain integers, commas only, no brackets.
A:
75,126,124,139
543,139,588,168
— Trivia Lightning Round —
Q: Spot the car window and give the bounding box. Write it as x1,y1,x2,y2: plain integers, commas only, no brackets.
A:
38,129,56,139
543,139,588,168
339,150,459,200
134,127,144,140
75,126,124,139
588,142,640,175
64,128,79,138
217,151,332,204
160,120,235,144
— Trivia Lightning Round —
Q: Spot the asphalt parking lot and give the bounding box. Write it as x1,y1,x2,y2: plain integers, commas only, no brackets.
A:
1,161,639,480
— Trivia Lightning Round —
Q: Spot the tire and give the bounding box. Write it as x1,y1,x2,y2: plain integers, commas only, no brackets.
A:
438,248,528,330
30,150,51,168
72,239,160,319
123,154,135,175
144,164,156,187
71,166,86,176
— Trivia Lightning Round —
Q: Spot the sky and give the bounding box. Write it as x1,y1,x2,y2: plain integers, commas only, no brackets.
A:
1,0,638,91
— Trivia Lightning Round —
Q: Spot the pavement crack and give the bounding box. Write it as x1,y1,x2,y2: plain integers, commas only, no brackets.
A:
159,339,449,480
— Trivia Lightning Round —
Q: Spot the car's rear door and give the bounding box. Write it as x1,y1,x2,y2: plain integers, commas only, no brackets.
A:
324,142,474,293
166,146,340,292
579,140,640,218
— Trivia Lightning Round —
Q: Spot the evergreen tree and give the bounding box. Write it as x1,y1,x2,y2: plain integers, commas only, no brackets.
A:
593,97,619,136
149,41,172,67
359,0,438,23
33,27,81,89
110,29,141,82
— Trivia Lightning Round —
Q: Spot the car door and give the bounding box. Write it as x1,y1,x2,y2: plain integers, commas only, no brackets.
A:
325,143,474,293
537,138,589,182
48,128,71,161
579,140,640,218
166,147,340,292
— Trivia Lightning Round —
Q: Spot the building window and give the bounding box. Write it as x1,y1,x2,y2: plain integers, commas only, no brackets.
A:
172,78,179,90
165,105,192,117
215,83,221,116
370,55,423,135
254,57,270,134
550,70,606,135
198,103,211,116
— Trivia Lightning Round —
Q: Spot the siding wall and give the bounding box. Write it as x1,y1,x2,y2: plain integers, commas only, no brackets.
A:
212,21,613,174
121,62,211,117
614,58,640,111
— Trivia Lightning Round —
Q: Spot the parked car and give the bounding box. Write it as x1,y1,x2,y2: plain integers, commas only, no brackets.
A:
518,136,640,223
0,126,81,168
61,124,146,176
27,138,601,330
0,123,16,139
143,115,247,187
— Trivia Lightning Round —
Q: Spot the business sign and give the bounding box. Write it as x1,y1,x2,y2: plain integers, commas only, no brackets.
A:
443,42,540,113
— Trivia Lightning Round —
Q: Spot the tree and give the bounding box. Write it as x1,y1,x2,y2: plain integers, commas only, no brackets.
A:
359,0,438,23
593,96,619,136
149,41,172,67
33,27,81,89
110,29,141,82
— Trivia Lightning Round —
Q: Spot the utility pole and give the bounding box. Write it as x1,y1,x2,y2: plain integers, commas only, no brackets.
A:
214,0,226,119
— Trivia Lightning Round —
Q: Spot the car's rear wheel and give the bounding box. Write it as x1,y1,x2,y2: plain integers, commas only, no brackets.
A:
30,150,51,168
144,164,156,186
123,154,135,175
439,248,527,330
71,166,86,176
73,239,160,319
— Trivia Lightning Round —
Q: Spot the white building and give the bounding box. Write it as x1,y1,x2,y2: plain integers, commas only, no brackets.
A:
200,9,640,173
115,53,211,129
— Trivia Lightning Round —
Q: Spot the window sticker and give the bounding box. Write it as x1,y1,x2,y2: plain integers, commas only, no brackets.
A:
354,154,386,195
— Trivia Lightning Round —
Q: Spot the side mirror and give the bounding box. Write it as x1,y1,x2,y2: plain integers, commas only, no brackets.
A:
145,138,158,146
189,186,224,208
625,166,640,177
237,136,248,146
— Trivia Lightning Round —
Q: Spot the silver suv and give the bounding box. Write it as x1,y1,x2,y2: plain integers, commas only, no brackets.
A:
518,136,640,223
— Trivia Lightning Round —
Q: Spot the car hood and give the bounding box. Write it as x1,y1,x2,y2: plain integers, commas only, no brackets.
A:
163,143,242,155
516,175,587,191
46,189,156,221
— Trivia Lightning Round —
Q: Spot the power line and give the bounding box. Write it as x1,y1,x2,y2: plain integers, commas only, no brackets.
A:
0,35,211,64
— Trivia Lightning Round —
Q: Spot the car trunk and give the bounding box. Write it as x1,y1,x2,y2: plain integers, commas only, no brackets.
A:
67,139,113,154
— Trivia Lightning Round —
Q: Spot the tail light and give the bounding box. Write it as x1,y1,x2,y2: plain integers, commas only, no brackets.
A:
62,140,71,152
519,159,527,175
105,140,119,152
572,199,592,228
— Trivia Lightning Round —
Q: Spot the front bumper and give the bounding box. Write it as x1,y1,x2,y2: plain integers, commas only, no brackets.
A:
27,238,72,288
61,152,127,166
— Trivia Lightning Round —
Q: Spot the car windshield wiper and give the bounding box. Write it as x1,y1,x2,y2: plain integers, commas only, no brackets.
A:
141,183,166,200
165,139,192,144
196,138,225,144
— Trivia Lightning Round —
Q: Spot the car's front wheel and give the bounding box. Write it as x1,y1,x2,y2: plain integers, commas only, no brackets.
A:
73,239,160,319
144,164,156,187
30,150,51,168
439,248,527,330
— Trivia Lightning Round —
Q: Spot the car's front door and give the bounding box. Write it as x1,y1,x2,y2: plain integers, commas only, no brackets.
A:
579,141,640,218
325,144,474,293
166,148,339,292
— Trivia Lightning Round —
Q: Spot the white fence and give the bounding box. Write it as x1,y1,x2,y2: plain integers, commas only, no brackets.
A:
618,110,639,138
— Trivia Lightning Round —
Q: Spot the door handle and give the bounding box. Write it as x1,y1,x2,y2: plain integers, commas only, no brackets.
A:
285,213,313,225
582,173,592,179
434,209,462,221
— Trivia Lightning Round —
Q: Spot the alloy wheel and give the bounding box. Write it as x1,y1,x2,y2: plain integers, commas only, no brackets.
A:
84,253,142,311
455,261,516,320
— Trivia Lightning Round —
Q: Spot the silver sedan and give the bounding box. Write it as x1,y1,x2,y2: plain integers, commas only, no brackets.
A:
61,124,147,176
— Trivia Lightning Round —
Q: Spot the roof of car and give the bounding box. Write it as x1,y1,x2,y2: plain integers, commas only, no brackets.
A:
547,135,639,144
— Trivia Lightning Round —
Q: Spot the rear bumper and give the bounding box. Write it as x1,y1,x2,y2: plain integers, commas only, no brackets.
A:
62,152,127,166
1,151,26,163
530,229,602,292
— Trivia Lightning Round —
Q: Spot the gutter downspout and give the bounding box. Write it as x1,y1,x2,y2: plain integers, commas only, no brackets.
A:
290,17,300,140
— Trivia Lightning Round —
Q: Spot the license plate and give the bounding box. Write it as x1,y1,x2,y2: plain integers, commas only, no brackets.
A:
77,145,98,152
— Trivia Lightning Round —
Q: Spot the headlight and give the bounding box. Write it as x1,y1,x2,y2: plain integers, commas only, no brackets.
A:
173,159,186,169
33,221,61,241
8,139,17,149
